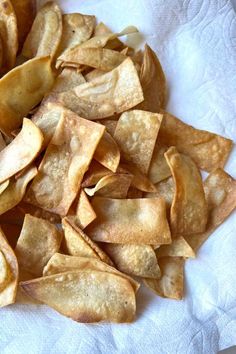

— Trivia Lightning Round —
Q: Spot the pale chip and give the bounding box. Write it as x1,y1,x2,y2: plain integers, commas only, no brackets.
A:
145,176,174,210
50,68,86,93
156,236,195,258
148,143,171,184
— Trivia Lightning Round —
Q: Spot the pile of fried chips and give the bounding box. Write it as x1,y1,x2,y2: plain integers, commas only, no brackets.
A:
0,1,235,324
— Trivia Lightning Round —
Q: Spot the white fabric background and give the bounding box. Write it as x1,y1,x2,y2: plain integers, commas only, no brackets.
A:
1,1,236,353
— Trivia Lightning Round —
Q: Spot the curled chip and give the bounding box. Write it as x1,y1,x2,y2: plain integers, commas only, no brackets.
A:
144,257,184,300
22,1,62,59
43,253,139,292
145,176,174,211
0,166,37,215
84,174,132,199
165,147,208,236
50,68,86,93
11,0,36,49
120,163,157,192
0,180,10,196
0,56,55,135
159,111,233,172
57,13,95,54
0,119,42,183
156,236,195,258
148,143,171,184
114,110,163,174
82,161,114,188
0,0,18,73
103,243,161,278
26,110,105,216
62,218,113,266
15,214,62,276
185,168,236,251
94,131,120,172
68,189,96,230
85,69,107,82
54,58,144,120
57,47,127,71
0,228,18,307
86,197,171,245
20,270,136,323
137,44,166,112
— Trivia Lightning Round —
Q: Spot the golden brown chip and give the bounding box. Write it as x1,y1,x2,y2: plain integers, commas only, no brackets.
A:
0,36,3,70
0,206,24,226
0,56,55,135
82,160,113,188
185,169,236,251
57,47,127,71
156,236,195,258
0,180,9,195
0,0,18,73
126,187,143,199
52,58,144,120
120,163,157,192
0,120,42,183
1,224,21,249
15,214,62,276
25,110,105,216
145,176,174,210
102,243,160,278
68,189,96,230
100,119,117,136
85,69,107,82
22,1,62,59
144,257,184,299
148,143,171,184
16,268,40,305
0,166,37,215
0,132,6,151
0,228,18,307
94,22,124,50
86,197,171,245
11,0,36,49
21,270,136,323
62,218,113,266
114,110,163,174
165,147,208,236
0,249,10,292
50,68,86,93
94,131,120,172
136,44,166,112
57,13,95,55
159,111,233,172
18,202,60,224
84,174,132,199
43,253,139,292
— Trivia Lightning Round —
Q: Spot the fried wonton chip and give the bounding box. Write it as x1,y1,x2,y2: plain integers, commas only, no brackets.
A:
0,180,9,195
165,147,208,236
94,131,120,172
0,132,6,151
156,236,195,258
145,176,174,210
148,143,171,184
144,257,184,299
94,22,124,50
114,110,163,174
136,44,166,112
22,1,62,59
25,111,105,215
0,166,37,215
82,160,113,188
0,0,18,73
85,174,132,198
50,68,86,93
159,112,233,172
0,120,42,183
11,0,36,49
68,189,96,230
15,214,62,276
185,168,236,251
102,243,160,278
100,119,117,136
53,58,144,120
21,270,136,323
120,163,157,192
86,197,171,245
62,218,113,266
0,56,55,134
16,268,40,305
18,202,60,224
85,69,107,82
1,224,21,249
58,47,127,71
126,187,143,199
0,228,18,307
57,13,95,54
43,253,139,292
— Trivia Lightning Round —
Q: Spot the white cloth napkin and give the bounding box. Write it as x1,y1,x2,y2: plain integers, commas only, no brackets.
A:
1,1,236,353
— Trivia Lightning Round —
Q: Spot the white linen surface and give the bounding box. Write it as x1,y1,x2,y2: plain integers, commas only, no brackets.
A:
1,1,236,353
